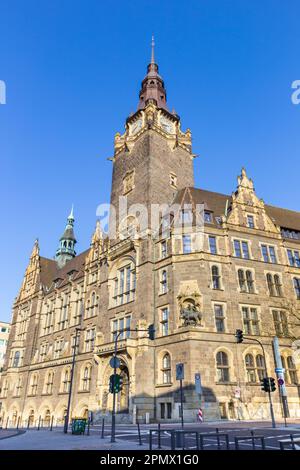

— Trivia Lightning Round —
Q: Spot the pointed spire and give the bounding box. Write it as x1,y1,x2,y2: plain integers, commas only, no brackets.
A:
68,204,74,222
137,37,168,111
55,208,77,268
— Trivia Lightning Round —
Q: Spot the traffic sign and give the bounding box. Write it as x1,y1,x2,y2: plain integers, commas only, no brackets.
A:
176,363,184,380
278,378,284,386
110,356,121,369
195,373,202,394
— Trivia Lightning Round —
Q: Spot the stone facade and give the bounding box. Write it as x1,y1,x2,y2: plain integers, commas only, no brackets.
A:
0,47,300,428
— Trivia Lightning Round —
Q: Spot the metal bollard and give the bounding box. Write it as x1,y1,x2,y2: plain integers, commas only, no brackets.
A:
5,416,9,429
87,419,90,436
158,423,161,449
251,430,255,450
101,418,105,439
16,416,20,430
216,428,220,450
137,422,142,446
170,430,175,450
37,416,41,431
149,430,153,451
50,416,54,431
291,434,295,450
27,417,30,429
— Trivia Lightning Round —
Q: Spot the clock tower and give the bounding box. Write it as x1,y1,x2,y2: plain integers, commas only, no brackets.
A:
109,38,195,239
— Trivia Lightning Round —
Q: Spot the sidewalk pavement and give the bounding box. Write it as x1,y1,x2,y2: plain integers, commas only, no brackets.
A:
0,429,146,450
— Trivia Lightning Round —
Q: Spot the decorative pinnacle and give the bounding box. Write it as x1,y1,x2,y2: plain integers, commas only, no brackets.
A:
151,35,155,64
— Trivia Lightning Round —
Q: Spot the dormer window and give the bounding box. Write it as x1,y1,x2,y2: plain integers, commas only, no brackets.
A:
247,215,255,229
204,211,213,223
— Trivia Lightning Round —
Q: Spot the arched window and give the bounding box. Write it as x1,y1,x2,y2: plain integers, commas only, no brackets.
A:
256,354,265,381
13,351,20,368
287,356,298,385
245,354,256,382
162,353,171,384
212,266,221,289
90,292,96,317
30,374,38,396
44,371,54,395
274,275,282,297
1,379,9,398
216,351,229,383
82,365,91,391
62,368,71,393
246,271,254,293
238,269,246,292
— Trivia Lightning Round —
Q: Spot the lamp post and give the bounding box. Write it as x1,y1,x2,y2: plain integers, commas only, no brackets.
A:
63,327,84,433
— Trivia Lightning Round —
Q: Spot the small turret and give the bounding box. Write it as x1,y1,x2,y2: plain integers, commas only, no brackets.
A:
55,206,77,268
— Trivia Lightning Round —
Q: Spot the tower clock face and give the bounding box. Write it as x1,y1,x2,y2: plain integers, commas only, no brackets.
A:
160,116,174,134
130,118,142,135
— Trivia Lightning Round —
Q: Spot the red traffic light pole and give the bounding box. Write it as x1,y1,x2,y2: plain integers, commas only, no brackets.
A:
110,325,155,443
236,332,276,428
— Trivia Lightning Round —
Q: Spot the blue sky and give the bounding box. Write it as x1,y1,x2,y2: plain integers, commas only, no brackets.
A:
0,0,299,322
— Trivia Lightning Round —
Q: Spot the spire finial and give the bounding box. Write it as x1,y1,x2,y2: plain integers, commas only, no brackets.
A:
68,204,74,220
151,35,155,64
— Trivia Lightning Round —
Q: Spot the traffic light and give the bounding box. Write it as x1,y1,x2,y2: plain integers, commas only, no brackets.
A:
148,324,155,340
109,374,115,393
261,377,270,392
270,377,276,392
119,375,124,392
114,374,121,393
235,329,244,344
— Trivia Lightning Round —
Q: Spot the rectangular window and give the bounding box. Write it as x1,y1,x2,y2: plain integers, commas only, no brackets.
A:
183,235,191,254
209,236,217,255
214,304,225,332
242,307,260,335
261,245,269,263
85,328,96,352
234,240,250,259
287,249,300,267
234,240,242,258
294,278,300,299
269,247,277,264
161,240,167,259
242,241,250,259
247,215,255,228
272,310,288,337
119,318,125,340
261,245,277,264
160,307,169,336
112,317,131,341
125,316,131,338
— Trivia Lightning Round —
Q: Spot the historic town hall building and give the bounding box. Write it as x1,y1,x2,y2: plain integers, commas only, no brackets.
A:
0,42,299,427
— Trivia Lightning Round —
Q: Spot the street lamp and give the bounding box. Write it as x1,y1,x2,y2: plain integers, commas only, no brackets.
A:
63,327,85,433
